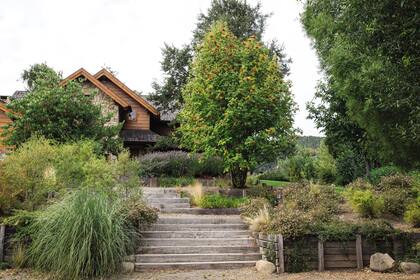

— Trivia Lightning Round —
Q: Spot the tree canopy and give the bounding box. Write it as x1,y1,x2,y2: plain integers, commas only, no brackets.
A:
4,64,122,154
302,0,420,168
150,0,290,114
178,22,296,188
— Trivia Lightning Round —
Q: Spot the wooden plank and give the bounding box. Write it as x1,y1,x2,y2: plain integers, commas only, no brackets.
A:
356,234,363,269
324,247,356,255
325,260,357,268
0,225,5,262
277,234,285,273
325,254,357,261
318,240,324,272
324,241,355,248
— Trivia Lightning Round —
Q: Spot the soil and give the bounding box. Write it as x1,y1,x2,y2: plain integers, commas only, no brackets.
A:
1,268,419,280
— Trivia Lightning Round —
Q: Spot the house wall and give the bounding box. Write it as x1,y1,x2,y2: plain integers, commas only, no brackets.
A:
82,81,119,126
98,78,150,130
0,110,12,152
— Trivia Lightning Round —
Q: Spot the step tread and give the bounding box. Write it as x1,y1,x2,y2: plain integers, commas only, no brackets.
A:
136,260,257,265
137,253,260,257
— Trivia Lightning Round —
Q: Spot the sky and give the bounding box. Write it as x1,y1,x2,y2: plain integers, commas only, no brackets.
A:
0,0,322,136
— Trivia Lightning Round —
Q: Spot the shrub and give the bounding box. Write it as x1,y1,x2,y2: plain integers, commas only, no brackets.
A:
369,165,401,185
314,142,337,183
285,149,317,181
157,177,194,187
335,148,365,185
267,206,311,238
138,151,224,178
247,184,277,205
258,166,289,181
357,219,395,240
240,198,272,219
197,194,248,209
27,190,133,279
376,174,414,191
118,193,158,230
380,188,411,216
345,188,384,218
243,206,271,234
404,201,420,227
312,220,357,241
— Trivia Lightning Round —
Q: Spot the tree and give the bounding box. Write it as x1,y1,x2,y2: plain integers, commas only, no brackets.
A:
302,0,420,168
150,0,290,114
178,23,296,188
4,64,122,154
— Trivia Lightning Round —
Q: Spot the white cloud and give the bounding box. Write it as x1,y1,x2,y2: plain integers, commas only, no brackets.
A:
0,0,322,136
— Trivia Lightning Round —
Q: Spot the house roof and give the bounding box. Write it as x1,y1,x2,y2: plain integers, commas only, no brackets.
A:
141,95,178,122
61,68,130,108
94,69,159,116
12,91,28,100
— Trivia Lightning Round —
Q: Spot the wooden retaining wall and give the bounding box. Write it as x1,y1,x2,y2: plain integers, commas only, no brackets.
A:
256,233,420,273
0,225,15,263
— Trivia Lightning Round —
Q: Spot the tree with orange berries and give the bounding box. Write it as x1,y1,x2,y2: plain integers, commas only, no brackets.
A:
178,22,296,188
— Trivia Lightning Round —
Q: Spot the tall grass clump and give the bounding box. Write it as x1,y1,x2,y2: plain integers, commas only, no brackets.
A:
27,190,132,279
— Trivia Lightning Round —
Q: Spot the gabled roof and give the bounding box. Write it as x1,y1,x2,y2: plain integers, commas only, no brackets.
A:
61,68,130,108
0,102,11,114
94,69,159,116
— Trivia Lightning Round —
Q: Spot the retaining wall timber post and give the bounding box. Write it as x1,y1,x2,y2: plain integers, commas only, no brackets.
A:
318,239,325,272
276,234,285,273
0,224,5,262
356,235,363,269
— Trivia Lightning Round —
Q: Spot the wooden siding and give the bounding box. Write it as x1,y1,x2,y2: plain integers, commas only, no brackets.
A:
0,110,12,150
99,78,150,130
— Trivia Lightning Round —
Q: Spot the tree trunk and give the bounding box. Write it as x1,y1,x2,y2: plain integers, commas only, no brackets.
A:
230,166,248,189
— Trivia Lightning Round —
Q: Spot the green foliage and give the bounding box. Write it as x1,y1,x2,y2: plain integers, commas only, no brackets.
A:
150,0,290,114
335,147,366,185
197,194,248,209
0,137,140,213
357,219,395,240
27,190,133,279
4,63,122,154
312,220,357,242
302,0,419,168
345,188,384,218
369,165,401,185
404,201,420,227
267,206,311,239
314,141,337,183
157,177,194,187
118,193,158,230
179,22,296,188
284,149,317,181
240,198,271,219
258,167,289,181
150,135,180,151
246,184,277,205
138,151,224,178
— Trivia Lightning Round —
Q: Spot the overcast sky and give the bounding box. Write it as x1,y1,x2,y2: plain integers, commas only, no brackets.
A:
0,0,322,136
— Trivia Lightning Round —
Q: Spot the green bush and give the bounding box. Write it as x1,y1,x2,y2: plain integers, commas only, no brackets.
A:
404,200,420,227
345,188,384,218
267,206,311,238
247,184,277,205
27,190,132,279
157,177,194,187
357,219,395,240
240,198,272,219
380,188,411,216
285,149,317,181
138,151,224,178
258,166,289,181
369,165,401,185
118,193,158,230
335,148,365,185
197,194,248,209
314,142,337,183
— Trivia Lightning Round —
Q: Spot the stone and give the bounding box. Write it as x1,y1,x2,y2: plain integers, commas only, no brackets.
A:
256,260,275,274
369,253,396,272
123,254,135,262
121,261,135,274
400,262,420,274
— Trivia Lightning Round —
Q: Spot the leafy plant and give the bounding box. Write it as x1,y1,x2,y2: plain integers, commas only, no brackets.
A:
246,184,277,205
27,190,133,279
267,206,311,238
240,198,272,219
404,201,420,227
345,188,384,218
178,22,296,188
369,165,401,185
197,194,248,209
157,177,194,187
118,193,158,230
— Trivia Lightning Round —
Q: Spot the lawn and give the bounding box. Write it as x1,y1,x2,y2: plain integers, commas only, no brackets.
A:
259,180,289,188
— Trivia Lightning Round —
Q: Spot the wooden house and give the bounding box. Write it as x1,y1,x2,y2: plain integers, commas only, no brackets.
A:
6,68,173,155
0,102,12,154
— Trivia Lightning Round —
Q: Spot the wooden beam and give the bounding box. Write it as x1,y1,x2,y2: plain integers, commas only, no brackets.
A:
277,234,285,273
318,239,325,271
356,234,363,269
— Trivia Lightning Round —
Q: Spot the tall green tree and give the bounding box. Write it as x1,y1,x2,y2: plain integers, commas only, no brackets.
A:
150,0,290,114
302,0,420,168
4,64,122,154
178,22,296,188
